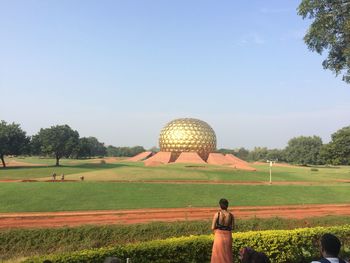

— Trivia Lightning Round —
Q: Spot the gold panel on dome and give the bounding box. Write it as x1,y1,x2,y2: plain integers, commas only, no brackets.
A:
159,118,217,161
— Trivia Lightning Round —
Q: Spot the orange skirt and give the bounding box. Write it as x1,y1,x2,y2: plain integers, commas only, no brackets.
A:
211,229,233,263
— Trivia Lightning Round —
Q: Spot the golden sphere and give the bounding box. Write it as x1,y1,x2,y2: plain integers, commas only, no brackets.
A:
159,118,217,161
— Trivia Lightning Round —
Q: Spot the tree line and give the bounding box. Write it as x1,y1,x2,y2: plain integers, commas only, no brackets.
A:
0,121,145,167
217,125,350,165
1,120,349,167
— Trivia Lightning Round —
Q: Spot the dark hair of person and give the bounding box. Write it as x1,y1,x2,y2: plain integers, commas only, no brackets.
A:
240,247,270,263
320,233,341,257
103,257,122,263
219,198,229,210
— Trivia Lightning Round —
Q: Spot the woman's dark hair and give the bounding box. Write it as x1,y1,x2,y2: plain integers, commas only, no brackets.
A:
103,257,122,263
219,198,229,210
320,233,341,257
240,247,270,263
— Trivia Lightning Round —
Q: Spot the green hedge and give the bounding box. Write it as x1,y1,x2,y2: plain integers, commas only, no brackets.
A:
23,225,350,263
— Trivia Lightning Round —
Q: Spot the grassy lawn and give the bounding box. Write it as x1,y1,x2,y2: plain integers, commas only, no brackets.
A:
0,182,349,212
0,163,127,179
1,157,350,182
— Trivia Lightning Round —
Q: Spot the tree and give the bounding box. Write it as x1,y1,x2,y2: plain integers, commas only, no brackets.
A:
321,126,350,165
298,0,350,83
0,120,29,167
235,147,250,161
284,136,323,165
106,145,145,157
216,148,237,155
29,135,42,156
35,125,79,166
247,147,269,162
75,137,106,158
266,149,286,162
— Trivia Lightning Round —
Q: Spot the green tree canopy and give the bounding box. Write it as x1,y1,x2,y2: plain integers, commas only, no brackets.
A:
106,145,145,157
321,125,350,165
298,0,350,83
0,120,29,167
247,147,269,162
75,137,107,158
35,125,79,166
285,136,323,165
266,149,286,162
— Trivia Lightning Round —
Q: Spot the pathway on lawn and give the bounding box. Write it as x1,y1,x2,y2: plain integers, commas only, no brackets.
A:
1,204,350,229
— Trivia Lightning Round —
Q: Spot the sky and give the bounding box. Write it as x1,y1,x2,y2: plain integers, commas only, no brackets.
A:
1,0,349,150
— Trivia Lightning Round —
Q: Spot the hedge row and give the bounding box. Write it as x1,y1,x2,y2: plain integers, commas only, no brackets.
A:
24,225,350,263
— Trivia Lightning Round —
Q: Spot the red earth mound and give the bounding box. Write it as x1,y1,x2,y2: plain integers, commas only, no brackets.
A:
175,152,206,164
207,153,231,165
128,152,153,162
144,152,172,166
225,154,256,171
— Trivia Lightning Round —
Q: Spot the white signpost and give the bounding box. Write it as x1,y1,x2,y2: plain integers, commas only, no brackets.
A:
266,160,276,184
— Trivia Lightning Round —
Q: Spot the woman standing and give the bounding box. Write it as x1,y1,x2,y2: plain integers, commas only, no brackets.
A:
211,198,234,263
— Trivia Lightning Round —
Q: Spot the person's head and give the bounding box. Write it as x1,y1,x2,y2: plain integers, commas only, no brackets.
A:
103,256,122,263
320,233,341,257
219,198,229,210
239,247,270,263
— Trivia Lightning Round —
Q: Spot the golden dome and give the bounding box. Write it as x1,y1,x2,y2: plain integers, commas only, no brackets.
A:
159,118,216,161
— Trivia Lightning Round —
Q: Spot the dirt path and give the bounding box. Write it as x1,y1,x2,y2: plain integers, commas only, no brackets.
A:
1,204,350,229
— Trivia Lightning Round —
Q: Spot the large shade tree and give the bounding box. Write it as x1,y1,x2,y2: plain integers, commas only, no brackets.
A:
35,125,79,166
285,136,323,165
106,145,145,157
321,125,350,165
298,0,350,83
0,120,29,167
75,137,106,158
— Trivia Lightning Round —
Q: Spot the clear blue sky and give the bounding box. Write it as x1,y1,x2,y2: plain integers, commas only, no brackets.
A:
1,0,349,149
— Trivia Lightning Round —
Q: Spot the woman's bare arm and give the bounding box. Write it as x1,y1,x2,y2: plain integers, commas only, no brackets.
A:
211,212,218,231
231,213,235,230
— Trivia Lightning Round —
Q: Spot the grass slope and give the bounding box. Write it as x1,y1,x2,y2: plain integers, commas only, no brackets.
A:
1,157,350,183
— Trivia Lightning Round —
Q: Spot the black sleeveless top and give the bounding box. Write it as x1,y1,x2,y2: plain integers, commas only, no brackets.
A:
215,211,233,231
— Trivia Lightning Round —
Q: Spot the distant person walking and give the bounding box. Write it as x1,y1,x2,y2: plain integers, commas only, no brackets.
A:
61,173,65,181
211,198,234,263
311,233,347,263
52,172,56,182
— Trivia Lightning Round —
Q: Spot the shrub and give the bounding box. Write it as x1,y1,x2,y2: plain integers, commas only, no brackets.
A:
4,217,350,261
23,225,350,263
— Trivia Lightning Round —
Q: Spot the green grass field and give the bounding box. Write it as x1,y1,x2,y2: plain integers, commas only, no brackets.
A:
0,157,349,213
1,182,350,212
1,157,350,182
1,157,350,262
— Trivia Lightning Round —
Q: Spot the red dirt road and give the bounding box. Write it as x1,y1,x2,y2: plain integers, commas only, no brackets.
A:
1,204,350,229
